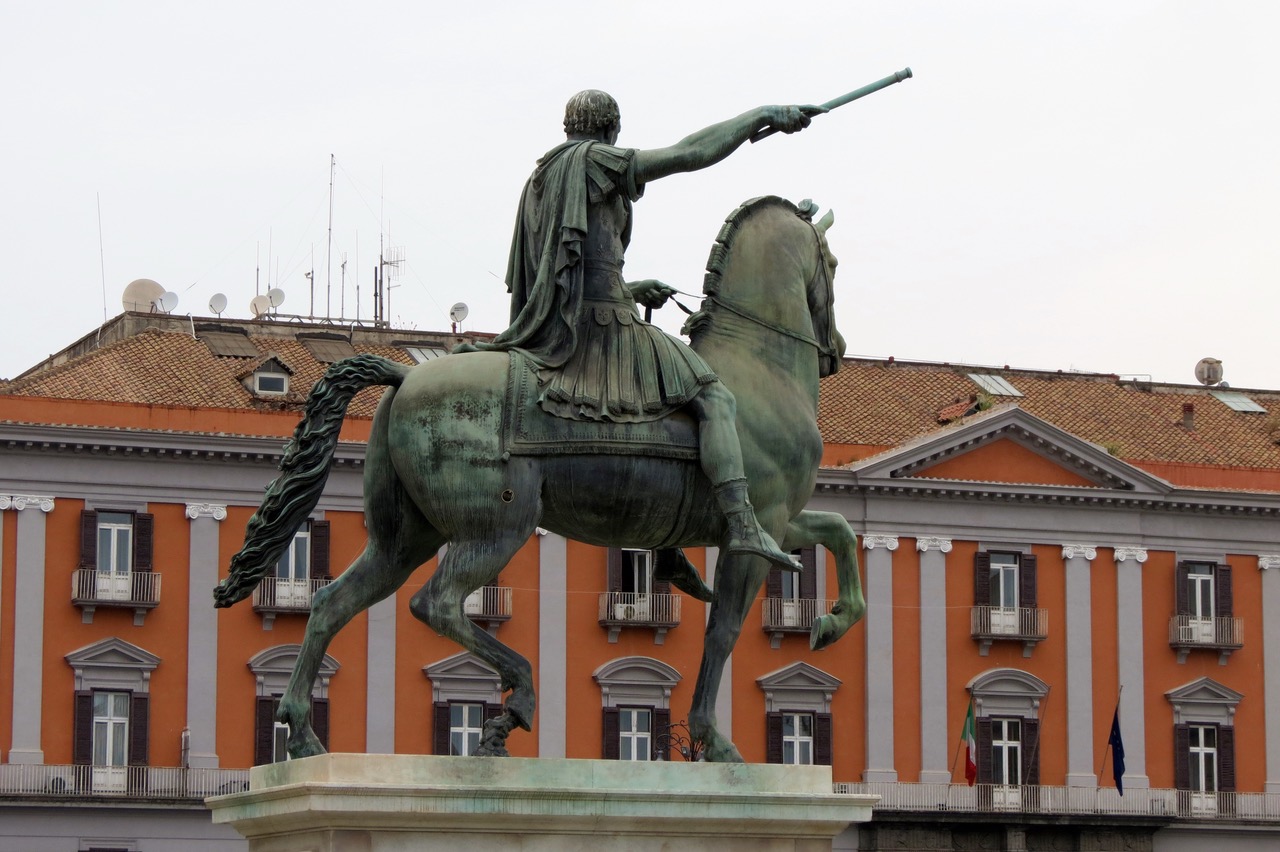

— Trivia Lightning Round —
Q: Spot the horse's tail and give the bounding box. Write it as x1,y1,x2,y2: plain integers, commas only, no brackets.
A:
213,354,412,608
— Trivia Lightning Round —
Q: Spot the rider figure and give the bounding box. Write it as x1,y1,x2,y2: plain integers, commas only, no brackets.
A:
476,90,818,570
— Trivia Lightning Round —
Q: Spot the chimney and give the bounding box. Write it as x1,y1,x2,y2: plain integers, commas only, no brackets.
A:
1182,403,1195,430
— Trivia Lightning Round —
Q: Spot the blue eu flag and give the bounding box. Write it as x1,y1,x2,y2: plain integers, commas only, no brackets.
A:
1109,708,1126,796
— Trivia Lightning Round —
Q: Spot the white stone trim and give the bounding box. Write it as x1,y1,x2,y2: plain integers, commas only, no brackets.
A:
916,536,952,553
1259,554,1280,571
1,495,55,512
1114,547,1149,564
185,502,228,521
862,534,899,551
1061,544,1097,561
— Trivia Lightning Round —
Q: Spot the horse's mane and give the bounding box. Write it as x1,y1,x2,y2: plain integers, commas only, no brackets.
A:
683,196,816,341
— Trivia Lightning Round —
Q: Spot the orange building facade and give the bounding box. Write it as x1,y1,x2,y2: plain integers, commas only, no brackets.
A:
1,313,1279,851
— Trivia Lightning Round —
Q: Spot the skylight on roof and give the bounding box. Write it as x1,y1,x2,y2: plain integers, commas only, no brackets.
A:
967,373,1023,397
299,337,357,363
405,346,448,364
201,331,260,358
1209,390,1267,413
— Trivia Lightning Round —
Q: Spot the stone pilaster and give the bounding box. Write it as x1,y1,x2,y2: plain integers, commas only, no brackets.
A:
862,534,898,782
8,495,54,764
537,530,568,758
185,502,226,767
917,536,952,783
1062,544,1097,787
1261,554,1280,793
1113,546,1149,788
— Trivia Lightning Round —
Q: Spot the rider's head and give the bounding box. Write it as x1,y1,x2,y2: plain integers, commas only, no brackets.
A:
564,90,620,144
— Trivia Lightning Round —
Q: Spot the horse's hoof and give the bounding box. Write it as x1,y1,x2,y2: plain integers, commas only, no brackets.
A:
811,614,844,650
702,736,745,764
287,728,326,760
506,692,536,732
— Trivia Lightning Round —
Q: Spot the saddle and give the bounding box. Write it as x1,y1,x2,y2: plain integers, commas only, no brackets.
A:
501,351,699,460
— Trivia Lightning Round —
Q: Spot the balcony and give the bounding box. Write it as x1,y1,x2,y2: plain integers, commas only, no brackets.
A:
835,781,1279,822
0,763,249,801
1168,614,1244,664
761,597,835,648
252,577,332,629
598,591,681,645
71,568,161,626
970,605,1048,657
465,585,513,635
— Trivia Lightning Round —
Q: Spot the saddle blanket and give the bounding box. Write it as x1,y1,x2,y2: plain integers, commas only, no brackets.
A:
502,352,700,460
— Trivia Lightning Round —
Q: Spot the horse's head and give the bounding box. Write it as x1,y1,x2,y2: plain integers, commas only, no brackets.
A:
807,207,846,378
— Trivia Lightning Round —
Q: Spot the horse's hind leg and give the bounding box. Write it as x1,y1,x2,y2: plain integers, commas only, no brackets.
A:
410,524,538,756
781,510,866,650
689,551,773,763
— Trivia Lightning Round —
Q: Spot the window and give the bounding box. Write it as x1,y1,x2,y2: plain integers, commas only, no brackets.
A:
253,521,329,622
758,661,839,766
249,645,338,766
405,345,448,363
1188,724,1217,793
275,527,311,607
425,652,504,755
972,550,1043,653
449,703,486,756
990,717,1022,786
1167,677,1241,815
781,712,814,765
1173,560,1237,656
67,638,159,794
968,668,1047,802
92,691,130,792
604,548,678,638
968,373,1023,397
619,707,652,761
255,371,288,395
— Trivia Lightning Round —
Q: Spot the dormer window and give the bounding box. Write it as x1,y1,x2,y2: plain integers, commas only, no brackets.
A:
255,371,288,395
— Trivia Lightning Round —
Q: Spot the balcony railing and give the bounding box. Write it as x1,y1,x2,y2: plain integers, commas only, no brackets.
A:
465,586,513,634
71,568,161,625
835,781,1280,821
598,591,681,644
762,598,834,647
970,605,1048,657
0,763,249,801
252,577,332,628
1168,614,1244,663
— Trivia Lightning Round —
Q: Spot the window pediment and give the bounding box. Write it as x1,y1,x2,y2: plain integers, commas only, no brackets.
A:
249,644,339,698
65,637,160,693
1166,676,1243,725
593,656,681,710
425,652,502,705
968,668,1049,719
757,661,841,713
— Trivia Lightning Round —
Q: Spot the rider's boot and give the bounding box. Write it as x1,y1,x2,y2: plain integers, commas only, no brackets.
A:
714,479,801,571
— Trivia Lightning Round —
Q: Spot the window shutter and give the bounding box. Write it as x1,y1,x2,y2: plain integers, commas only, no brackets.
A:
814,712,833,766
128,693,149,766
79,510,99,569
765,712,783,764
73,691,94,765
800,546,818,599
1215,565,1233,618
650,552,670,596
602,707,620,760
1019,554,1038,609
976,717,993,784
132,513,154,571
1218,726,1236,792
310,521,331,580
653,707,671,760
974,552,991,606
311,697,329,750
1175,563,1191,616
765,566,783,598
607,548,623,592
433,702,451,756
1173,724,1191,790
254,696,275,766
1021,718,1040,785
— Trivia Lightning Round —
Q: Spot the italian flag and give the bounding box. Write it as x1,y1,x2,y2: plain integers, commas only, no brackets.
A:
962,697,977,786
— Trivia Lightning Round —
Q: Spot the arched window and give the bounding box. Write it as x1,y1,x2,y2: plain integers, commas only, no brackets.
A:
967,668,1049,804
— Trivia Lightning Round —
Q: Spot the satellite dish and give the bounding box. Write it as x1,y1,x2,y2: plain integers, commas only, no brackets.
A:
250,295,271,318
121,278,164,312
267,287,286,307
158,291,179,313
1194,358,1223,387
449,302,470,323
208,293,228,316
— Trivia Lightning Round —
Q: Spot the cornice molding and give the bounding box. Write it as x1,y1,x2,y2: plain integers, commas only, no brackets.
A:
1259,555,1280,572
185,502,228,521
862,534,899,552
916,536,953,553
0,494,55,512
1114,547,1149,564
1061,544,1098,561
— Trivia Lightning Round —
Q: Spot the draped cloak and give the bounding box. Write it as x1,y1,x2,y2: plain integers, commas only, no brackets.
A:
480,140,715,423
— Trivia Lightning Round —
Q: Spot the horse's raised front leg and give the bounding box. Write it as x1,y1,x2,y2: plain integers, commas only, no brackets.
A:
409,526,538,756
689,550,773,763
780,510,866,651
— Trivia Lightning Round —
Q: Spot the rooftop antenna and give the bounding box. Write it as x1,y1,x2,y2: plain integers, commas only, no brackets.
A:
326,154,335,319
250,294,271,318
268,287,286,315
209,293,228,317
255,241,260,297
97,193,108,322
158,290,179,313
450,301,469,333
340,253,347,320
1194,358,1224,387
305,243,315,318
122,278,164,313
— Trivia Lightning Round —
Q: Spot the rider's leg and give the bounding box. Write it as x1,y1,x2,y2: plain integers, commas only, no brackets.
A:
687,382,799,570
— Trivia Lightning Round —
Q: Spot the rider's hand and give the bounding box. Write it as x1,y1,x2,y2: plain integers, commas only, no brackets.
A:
761,104,826,134
629,279,676,310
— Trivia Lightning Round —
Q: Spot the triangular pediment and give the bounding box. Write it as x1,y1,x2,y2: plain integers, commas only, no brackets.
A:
845,405,1172,494
756,661,842,691
65,637,160,671
1166,676,1244,706
425,651,500,681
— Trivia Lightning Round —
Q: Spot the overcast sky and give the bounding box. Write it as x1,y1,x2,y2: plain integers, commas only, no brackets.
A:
2,1,1276,389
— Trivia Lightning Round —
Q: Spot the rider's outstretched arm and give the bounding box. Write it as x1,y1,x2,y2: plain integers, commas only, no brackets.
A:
633,105,817,184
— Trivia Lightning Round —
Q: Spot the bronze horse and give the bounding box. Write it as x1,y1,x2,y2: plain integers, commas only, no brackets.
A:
214,196,867,762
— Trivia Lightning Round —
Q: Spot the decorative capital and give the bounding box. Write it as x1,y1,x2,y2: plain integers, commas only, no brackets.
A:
862,534,899,552
4,495,55,513
916,536,953,553
185,502,227,521
1114,547,1149,564
1259,555,1280,571
1061,544,1097,561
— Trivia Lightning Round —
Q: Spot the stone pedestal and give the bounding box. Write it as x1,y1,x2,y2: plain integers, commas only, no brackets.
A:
208,753,876,851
